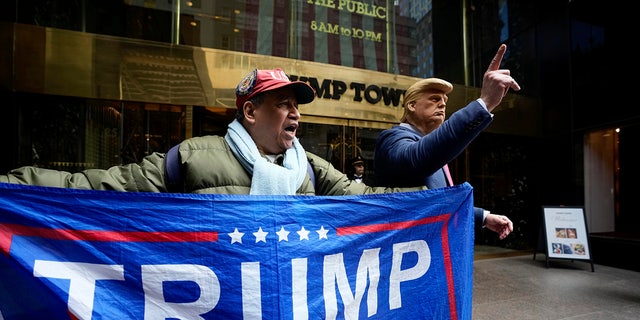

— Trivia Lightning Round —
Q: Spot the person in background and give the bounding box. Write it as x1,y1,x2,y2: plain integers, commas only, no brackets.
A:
348,155,374,185
374,44,518,240
349,155,366,183
1,68,426,197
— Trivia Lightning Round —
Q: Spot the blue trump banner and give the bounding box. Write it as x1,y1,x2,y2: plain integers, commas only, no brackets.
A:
0,182,474,319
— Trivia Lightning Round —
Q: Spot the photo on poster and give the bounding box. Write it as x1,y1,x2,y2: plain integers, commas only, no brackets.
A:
543,207,591,260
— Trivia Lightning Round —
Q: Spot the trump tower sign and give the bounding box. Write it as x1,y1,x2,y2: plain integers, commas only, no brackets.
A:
0,182,475,319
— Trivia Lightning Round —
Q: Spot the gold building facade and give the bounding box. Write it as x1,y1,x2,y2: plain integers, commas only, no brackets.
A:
1,1,553,251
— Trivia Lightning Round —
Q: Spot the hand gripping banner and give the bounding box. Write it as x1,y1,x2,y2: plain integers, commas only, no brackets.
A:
0,182,474,320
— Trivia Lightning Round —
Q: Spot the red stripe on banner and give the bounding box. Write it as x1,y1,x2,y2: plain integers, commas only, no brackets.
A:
335,213,450,235
0,223,218,254
440,217,458,320
335,213,458,320
69,310,79,320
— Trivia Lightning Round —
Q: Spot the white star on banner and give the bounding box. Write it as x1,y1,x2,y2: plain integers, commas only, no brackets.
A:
297,226,310,241
317,226,329,239
228,228,244,244
253,227,268,243
276,226,290,242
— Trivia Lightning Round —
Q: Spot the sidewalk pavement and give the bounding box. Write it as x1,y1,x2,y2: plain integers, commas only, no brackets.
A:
472,253,640,320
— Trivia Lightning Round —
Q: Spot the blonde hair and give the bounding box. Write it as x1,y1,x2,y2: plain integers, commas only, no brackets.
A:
400,78,453,122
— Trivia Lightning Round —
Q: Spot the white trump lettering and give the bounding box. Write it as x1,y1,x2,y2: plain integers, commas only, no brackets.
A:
142,264,219,319
30,239,432,318
292,258,309,320
389,240,431,309
33,260,125,320
323,248,380,319
241,261,262,319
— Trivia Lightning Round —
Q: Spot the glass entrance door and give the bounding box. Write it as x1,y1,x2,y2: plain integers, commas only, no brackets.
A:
298,122,382,184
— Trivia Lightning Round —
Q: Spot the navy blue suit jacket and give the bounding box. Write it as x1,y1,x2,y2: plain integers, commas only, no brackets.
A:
374,99,493,227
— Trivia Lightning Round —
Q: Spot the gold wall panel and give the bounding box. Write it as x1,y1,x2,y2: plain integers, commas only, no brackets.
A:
3,22,542,136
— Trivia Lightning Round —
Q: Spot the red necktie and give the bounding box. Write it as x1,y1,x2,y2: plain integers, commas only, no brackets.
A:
443,164,453,186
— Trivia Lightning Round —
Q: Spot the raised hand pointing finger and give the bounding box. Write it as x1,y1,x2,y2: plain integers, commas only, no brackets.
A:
487,44,506,72
480,44,521,111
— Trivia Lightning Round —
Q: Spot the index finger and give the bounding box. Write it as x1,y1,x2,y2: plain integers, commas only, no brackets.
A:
487,44,507,72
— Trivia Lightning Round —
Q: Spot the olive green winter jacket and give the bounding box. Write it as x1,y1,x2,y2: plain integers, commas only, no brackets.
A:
0,135,426,195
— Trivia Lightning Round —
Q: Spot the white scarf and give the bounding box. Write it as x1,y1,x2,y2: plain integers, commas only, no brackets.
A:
224,119,308,195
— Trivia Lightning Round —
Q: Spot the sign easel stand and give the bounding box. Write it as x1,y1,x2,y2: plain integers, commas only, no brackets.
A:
533,206,594,272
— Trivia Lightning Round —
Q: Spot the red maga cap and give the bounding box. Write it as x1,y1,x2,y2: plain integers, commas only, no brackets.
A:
235,68,316,109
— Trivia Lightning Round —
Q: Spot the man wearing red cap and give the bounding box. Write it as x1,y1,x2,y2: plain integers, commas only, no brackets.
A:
1,68,423,196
